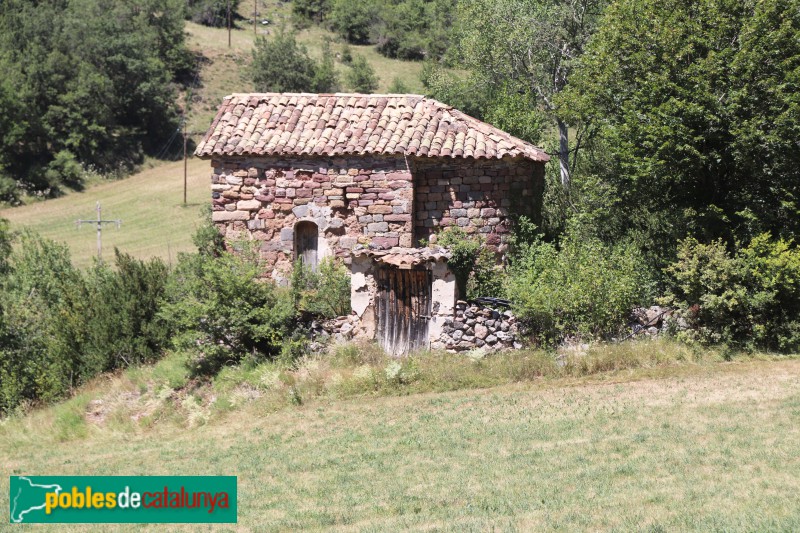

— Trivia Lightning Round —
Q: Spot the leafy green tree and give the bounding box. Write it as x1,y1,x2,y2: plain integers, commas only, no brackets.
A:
0,0,191,202
561,0,800,252
292,0,332,23
375,0,456,60
327,0,379,44
251,30,338,92
186,0,241,27
455,0,607,189
346,55,379,92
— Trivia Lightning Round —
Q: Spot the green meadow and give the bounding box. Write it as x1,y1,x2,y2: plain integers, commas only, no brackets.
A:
2,342,799,531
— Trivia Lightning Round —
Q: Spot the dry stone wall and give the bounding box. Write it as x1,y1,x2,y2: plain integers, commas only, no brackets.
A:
435,301,520,352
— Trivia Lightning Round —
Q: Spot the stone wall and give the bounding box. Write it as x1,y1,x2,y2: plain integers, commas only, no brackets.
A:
209,155,414,281
411,158,545,253
435,301,520,352
208,155,546,281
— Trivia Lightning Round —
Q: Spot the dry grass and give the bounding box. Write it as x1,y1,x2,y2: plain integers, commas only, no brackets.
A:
0,158,211,267
2,341,799,531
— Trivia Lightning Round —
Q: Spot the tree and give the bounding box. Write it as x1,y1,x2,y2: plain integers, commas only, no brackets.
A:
327,0,379,44
251,30,338,93
561,0,800,251
346,55,379,92
186,0,242,27
0,0,190,202
455,0,606,189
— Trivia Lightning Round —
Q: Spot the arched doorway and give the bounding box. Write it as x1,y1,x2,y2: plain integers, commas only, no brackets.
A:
294,221,319,271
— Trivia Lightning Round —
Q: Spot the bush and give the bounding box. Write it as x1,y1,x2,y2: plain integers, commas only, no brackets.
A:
663,234,800,352
0,233,170,415
291,258,351,318
251,30,338,93
292,0,332,24
345,55,379,93
327,0,379,44
436,227,503,300
161,245,295,377
506,223,652,344
186,0,241,27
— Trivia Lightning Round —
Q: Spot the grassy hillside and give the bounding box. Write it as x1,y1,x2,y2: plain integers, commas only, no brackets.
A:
0,159,210,268
0,1,427,266
2,353,799,531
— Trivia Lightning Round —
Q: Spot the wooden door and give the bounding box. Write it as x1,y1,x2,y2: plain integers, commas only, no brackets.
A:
295,221,318,271
375,267,432,356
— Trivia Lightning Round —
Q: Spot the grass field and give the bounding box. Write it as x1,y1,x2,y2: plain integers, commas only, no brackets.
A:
2,348,799,531
0,159,210,267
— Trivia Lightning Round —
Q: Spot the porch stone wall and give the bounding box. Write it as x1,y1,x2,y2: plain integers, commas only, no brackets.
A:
411,157,545,253
209,155,414,281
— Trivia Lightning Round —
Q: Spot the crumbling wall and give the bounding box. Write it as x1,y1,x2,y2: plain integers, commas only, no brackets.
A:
435,301,520,352
411,157,544,254
210,155,414,281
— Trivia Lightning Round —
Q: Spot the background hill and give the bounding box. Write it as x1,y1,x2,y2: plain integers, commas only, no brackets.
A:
0,0,427,266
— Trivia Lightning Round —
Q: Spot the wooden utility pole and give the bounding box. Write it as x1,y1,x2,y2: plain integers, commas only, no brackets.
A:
182,118,188,206
227,0,231,47
253,0,257,37
76,202,121,263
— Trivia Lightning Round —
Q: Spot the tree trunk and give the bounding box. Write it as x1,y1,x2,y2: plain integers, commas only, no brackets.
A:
558,119,570,189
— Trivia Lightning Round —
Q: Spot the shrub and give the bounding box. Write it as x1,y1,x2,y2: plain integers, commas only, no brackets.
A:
251,30,338,93
345,55,379,93
186,0,241,27
291,258,351,318
506,224,652,344
327,0,379,44
663,234,800,352
292,0,332,24
436,227,503,299
161,246,294,377
0,233,169,415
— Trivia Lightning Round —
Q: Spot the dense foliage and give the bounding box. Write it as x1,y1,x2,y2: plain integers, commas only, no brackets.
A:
345,55,380,92
251,31,339,92
291,259,352,318
293,0,456,60
186,0,241,27
0,233,170,415
663,235,800,352
0,0,193,203
436,228,502,300
561,0,800,259
161,246,295,377
506,224,652,344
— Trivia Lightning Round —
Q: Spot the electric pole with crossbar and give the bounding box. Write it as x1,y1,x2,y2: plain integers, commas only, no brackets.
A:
76,202,121,263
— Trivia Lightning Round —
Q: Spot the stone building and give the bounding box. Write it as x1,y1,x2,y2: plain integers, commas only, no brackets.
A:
195,93,548,354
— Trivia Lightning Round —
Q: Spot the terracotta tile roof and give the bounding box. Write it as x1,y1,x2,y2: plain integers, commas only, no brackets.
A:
194,93,549,162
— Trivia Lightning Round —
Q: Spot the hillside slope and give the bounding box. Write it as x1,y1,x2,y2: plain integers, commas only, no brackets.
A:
0,159,210,267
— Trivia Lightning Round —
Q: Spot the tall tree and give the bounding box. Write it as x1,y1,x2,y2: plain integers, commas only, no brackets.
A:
561,0,800,250
455,0,606,189
251,30,339,93
0,0,191,202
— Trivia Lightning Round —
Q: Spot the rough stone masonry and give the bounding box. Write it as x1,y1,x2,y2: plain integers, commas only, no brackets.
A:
210,155,544,282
